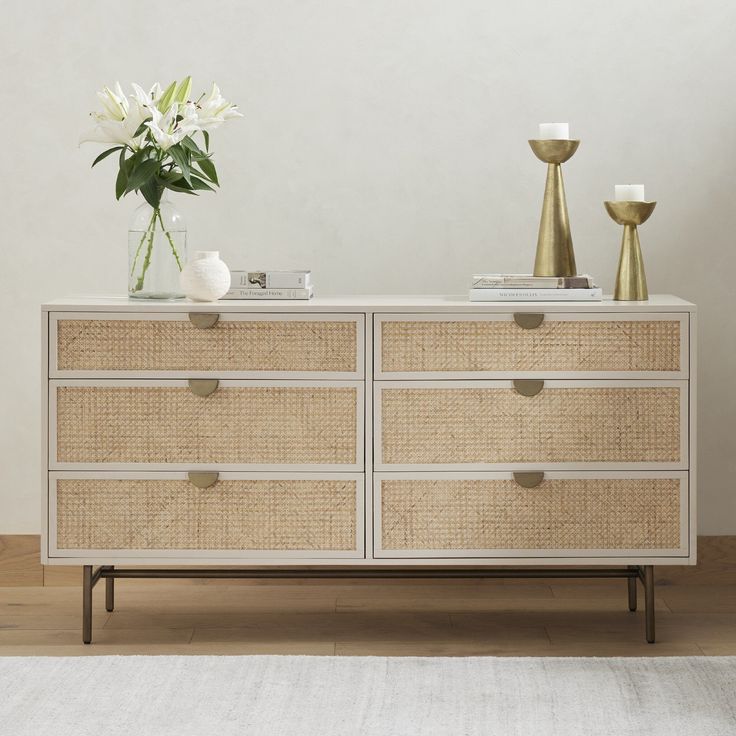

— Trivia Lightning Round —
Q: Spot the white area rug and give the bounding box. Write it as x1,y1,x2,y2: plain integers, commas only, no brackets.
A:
1,656,735,735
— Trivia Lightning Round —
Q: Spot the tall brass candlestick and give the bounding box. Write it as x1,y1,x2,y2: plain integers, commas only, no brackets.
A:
528,139,580,277
604,200,656,301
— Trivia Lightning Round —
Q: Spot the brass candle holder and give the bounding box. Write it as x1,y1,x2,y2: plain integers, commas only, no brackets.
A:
528,139,580,277
604,200,657,301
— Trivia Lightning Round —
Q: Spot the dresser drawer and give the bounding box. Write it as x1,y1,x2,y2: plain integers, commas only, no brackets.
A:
51,312,364,378
376,380,687,469
376,313,687,378
375,472,688,558
51,380,363,470
50,472,363,558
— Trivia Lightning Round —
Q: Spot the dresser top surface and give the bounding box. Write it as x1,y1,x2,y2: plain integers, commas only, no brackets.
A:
43,294,695,313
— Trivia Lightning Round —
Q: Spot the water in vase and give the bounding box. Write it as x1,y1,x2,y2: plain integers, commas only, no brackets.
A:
128,197,187,299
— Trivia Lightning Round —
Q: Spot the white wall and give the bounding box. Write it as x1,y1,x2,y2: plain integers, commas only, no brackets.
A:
1,0,735,533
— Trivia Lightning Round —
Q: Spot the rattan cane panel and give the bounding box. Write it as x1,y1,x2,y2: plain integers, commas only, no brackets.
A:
56,386,358,465
381,319,680,373
56,478,357,550
381,478,681,550
56,319,357,373
381,387,680,464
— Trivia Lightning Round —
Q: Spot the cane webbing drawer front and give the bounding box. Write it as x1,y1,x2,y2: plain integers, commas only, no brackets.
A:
377,314,685,378
53,381,362,468
53,475,361,556
377,474,686,557
377,381,685,468
53,313,362,377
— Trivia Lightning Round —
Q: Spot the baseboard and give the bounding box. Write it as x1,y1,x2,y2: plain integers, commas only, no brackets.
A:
1,535,735,587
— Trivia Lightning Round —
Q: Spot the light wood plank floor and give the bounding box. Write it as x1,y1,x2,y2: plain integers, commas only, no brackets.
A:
2,577,736,656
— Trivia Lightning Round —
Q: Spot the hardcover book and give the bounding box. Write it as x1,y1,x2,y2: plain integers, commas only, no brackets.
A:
468,287,603,302
221,286,314,300
231,271,312,289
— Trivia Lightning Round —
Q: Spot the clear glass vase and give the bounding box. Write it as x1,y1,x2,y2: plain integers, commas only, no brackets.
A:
128,195,187,299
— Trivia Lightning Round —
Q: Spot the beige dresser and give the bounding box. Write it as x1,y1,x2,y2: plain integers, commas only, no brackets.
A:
42,295,696,643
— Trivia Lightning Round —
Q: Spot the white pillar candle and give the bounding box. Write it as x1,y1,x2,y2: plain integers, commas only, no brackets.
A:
538,123,570,140
615,184,646,201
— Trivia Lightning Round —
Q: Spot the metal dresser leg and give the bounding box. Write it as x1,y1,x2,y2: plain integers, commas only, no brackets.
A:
79,565,658,643
627,566,637,612
105,566,115,612
83,565,93,645
644,565,655,643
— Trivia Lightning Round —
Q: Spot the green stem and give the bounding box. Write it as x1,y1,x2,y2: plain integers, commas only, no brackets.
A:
133,208,158,293
130,207,158,277
157,209,182,270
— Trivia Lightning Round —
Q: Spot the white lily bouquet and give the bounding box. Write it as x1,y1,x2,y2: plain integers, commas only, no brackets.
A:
81,78,242,298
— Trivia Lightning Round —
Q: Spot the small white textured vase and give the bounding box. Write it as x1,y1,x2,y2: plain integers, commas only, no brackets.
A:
180,251,231,301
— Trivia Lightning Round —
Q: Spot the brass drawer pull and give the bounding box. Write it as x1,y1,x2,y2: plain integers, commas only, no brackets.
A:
188,471,219,489
513,379,544,397
188,379,219,397
513,472,544,488
188,313,220,329
513,313,544,329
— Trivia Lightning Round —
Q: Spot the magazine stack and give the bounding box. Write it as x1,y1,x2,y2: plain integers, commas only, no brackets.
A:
469,274,601,301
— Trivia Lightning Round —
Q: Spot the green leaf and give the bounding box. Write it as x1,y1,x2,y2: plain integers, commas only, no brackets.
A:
124,158,160,194
132,120,150,138
115,165,127,200
190,176,215,192
167,145,192,184
91,146,123,168
115,148,128,199
196,157,219,186
157,170,183,184
180,135,205,157
124,152,139,174
124,146,149,176
157,81,177,112
174,76,192,103
164,175,193,189
202,130,210,151
164,178,198,195
139,179,161,208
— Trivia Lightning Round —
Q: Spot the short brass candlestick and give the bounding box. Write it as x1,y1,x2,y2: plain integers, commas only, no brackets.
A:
604,200,657,301
528,139,580,277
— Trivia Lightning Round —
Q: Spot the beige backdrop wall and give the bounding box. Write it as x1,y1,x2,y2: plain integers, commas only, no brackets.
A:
1,0,734,533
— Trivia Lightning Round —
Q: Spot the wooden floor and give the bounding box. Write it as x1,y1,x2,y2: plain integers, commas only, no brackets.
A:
2,537,736,656
2,576,736,656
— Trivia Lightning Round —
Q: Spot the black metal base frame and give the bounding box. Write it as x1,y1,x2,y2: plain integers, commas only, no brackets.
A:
82,565,656,645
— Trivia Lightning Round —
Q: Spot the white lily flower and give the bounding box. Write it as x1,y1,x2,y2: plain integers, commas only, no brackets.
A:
180,101,201,131
80,118,138,147
149,82,162,104
146,102,199,151
126,83,159,143
131,82,163,109
95,82,128,121
195,83,243,130
80,81,150,149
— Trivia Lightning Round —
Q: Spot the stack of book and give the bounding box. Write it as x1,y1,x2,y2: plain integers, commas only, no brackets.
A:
223,270,314,300
469,274,602,301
